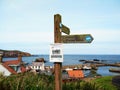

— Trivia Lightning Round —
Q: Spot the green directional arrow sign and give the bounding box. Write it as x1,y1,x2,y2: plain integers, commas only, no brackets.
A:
61,34,94,43
59,23,70,35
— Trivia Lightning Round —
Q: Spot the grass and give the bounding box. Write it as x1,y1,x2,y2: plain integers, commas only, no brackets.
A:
0,72,54,90
0,72,119,90
92,76,119,90
62,76,119,90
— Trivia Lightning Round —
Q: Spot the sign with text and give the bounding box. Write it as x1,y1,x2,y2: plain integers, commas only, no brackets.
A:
61,34,93,43
50,43,63,62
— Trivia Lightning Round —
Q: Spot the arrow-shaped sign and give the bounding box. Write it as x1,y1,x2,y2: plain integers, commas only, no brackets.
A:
61,34,94,43
59,23,70,35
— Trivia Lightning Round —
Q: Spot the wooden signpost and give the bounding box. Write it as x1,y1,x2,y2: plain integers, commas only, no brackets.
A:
60,23,70,35
54,14,62,90
53,14,94,90
61,34,93,43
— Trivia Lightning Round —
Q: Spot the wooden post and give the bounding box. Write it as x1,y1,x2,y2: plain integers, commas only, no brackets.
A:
54,14,62,90
0,54,3,63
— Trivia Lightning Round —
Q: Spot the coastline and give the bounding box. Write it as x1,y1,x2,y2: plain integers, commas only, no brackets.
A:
3,54,120,76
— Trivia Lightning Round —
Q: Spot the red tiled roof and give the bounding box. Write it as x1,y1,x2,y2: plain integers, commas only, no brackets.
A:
67,70,84,78
2,59,26,74
3,60,20,65
2,63,17,74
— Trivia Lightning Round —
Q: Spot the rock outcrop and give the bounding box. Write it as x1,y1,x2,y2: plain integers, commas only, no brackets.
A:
0,49,31,57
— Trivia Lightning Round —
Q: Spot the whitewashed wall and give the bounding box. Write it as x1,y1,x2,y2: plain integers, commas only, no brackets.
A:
0,64,11,76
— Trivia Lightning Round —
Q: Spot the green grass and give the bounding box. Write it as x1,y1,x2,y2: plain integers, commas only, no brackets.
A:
92,76,118,90
0,72,119,90
0,72,54,90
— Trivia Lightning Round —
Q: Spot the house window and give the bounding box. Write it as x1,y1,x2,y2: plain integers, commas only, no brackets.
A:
34,66,35,69
32,66,34,69
39,66,41,69
36,66,37,69
10,66,14,70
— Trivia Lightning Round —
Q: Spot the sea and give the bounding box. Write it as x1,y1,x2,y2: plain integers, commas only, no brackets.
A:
3,55,120,76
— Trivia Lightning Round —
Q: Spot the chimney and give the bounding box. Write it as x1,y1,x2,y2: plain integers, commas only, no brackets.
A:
18,53,22,62
0,54,3,63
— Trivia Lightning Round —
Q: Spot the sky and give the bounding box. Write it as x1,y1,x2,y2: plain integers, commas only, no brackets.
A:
0,0,120,55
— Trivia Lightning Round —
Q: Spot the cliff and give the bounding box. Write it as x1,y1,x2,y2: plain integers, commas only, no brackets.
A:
0,49,31,57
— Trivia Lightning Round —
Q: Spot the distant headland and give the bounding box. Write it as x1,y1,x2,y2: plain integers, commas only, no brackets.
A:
0,49,31,57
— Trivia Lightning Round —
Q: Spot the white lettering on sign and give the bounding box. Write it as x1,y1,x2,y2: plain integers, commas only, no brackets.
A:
50,43,63,62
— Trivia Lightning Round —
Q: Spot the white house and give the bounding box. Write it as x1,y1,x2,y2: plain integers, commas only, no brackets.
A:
0,54,26,76
31,58,45,71
0,64,11,76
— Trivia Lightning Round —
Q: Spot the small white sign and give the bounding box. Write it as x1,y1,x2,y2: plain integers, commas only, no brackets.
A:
50,43,63,62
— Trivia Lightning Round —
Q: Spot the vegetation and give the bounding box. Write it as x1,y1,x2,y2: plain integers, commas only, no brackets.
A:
92,76,119,90
62,81,81,90
0,73,119,90
0,72,54,90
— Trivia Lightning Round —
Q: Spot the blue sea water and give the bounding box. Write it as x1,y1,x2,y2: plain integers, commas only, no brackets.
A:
3,55,120,76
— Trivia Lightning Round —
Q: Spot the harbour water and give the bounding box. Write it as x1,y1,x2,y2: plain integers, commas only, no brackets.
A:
3,55,120,76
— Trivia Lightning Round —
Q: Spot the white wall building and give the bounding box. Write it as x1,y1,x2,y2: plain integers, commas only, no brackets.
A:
0,64,11,76
0,54,26,76
31,58,45,71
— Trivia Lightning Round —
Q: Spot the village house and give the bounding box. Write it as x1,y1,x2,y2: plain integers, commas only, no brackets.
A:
30,58,45,72
0,54,26,76
62,69,84,82
67,70,84,78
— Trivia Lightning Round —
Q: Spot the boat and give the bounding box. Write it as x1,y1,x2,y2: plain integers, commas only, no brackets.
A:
82,65,91,70
109,68,120,73
65,68,73,71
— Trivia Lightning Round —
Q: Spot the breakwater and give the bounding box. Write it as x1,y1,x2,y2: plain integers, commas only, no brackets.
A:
62,63,120,70
62,64,83,70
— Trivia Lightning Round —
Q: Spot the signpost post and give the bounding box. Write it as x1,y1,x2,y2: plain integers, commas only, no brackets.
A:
53,14,94,90
54,14,62,90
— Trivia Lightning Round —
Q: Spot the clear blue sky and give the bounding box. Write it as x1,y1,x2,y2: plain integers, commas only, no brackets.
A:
0,0,120,55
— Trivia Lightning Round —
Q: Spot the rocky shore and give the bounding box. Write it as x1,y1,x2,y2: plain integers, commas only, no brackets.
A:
0,49,31,57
